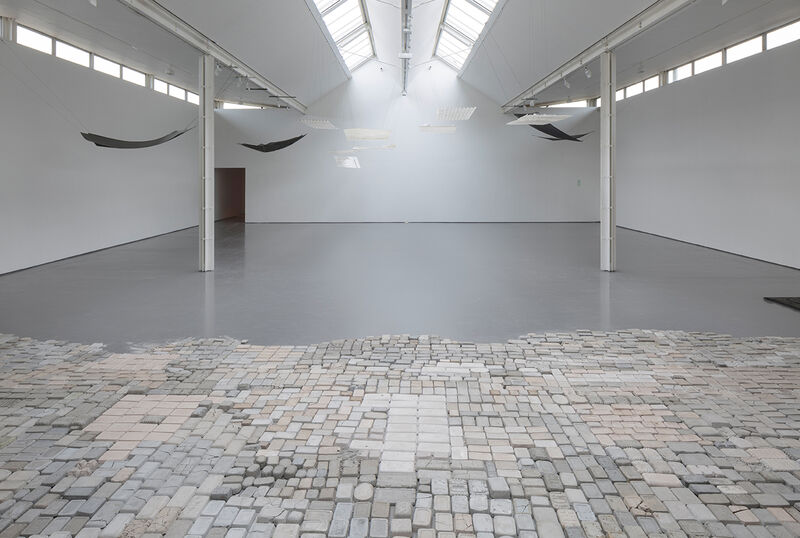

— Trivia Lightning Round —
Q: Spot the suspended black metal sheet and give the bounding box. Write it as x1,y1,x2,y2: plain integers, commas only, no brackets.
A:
514,114,591,142
240,134,306,153
80,127,192,149
531,123,591,142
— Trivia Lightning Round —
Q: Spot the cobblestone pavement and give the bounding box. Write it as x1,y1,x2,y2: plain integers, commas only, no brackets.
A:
1,330,800,537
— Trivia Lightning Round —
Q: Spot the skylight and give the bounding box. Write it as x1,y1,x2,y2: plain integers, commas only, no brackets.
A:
434,0,499,70
314,0,375,71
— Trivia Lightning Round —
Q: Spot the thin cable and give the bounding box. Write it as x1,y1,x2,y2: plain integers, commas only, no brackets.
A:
0,40,88,131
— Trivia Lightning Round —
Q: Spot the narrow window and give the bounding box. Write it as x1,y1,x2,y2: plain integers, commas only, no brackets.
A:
55,41,90,67
93,56,120,78
122,66,146,86
16,26,52,54
767,20,800,50
726,36,762,63
168,84,186,100
153,79,168,94
694,51,722,74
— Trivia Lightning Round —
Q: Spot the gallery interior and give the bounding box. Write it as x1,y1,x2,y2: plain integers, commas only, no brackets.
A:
0,0,799,536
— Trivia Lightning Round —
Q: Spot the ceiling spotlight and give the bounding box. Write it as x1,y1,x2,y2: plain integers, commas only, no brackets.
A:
584,66,591,79
563,78,571,89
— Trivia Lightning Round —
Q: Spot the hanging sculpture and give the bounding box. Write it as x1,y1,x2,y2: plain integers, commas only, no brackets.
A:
80,127,193,149
531,123,592,142
240,134,306,153
514,115,591,141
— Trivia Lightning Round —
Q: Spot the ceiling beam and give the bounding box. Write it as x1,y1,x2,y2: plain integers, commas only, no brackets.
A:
400,0,412,95
116,0,306,113
502,0,696,111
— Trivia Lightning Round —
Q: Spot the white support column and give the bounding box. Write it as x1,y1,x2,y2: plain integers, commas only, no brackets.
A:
600,51,616,272
199,54,215,272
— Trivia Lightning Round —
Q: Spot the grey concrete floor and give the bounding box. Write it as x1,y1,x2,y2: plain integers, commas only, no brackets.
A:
0,220,798,351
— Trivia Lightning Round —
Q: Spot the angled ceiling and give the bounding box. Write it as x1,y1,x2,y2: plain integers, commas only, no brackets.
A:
460,0,656,105
0,0,199,89
366,0,444,70
459,0,800,108
532,0,800,105
156,0,348,105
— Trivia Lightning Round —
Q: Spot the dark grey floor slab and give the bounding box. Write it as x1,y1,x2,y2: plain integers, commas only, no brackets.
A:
0,221,798,351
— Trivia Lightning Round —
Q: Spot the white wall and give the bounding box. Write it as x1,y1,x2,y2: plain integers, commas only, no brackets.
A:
216,61,600,223
0,42,197,274
617,40,800,268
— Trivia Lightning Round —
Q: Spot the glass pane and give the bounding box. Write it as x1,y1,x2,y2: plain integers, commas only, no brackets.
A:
767,20,800,49
223,102,260,110
436,28,470,69
341,29,373,69
549,100,587,108
16,26,52,54
168,84,186,100
694,51,722,74
186,92,199,105
323,0,363,42
154,79,168,94
674,62,692,81
644,75,659,91
55,41,89,67
314,0,340,13
445,0,490,42
625,81,643,98
122,66,146,86
615,89,625,101
726,36,762,63
473,0,498,11
93,56,120,77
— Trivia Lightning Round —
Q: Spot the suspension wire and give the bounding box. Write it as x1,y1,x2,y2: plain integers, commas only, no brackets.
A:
0,39,88,131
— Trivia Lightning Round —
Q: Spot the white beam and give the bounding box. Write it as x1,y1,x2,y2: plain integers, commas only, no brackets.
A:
199,54,215,272
600,51,616,272
401,0,412,95
502,0,695,110
117,0,306,113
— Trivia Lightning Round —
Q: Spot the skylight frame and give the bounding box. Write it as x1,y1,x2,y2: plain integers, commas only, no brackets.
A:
434,0,499,71
313,0,376,72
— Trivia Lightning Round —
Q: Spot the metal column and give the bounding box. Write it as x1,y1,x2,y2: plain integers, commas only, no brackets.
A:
600,51,616,272
0,16,15,42
199,55,215,272
400,0,412,95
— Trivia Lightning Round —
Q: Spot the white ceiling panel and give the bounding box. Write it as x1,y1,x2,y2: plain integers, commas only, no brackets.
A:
460,0,655,105
157,0,349,104
530,0,800,105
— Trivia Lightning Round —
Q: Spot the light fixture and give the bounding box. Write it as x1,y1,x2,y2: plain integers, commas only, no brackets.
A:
584,66,591,79
563,78,571,89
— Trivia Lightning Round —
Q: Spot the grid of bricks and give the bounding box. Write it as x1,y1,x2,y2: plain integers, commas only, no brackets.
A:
0,330,798,537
